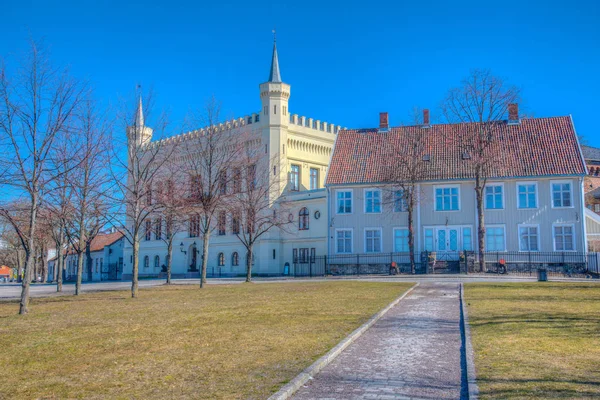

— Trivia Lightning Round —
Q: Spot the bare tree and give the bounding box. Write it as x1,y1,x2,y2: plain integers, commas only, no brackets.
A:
441,69,521,272
0,42,85,314
382,112,430,274
154,158,187,284
110,89,173,298
232,142,290,282
64,98,111,295
182,97,243,288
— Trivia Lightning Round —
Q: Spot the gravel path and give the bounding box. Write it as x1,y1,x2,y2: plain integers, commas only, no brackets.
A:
293,282,467,400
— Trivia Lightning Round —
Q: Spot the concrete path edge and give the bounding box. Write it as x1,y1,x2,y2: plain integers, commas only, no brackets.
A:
267,282,420,400
460,283,480,399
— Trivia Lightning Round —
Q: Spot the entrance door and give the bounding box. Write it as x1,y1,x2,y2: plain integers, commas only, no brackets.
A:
435,227,459,259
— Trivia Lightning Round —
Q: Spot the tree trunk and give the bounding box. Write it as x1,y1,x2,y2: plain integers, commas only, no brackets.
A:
131,237,139,298
408,190,416,274
475,175,486,273
86,242,93,282
246,245,253,283
76,248,84,295
16,250,23,283
56,246,64,292
41,242,48,283
200,232,209,288
166,239,173,284
19,197,37,315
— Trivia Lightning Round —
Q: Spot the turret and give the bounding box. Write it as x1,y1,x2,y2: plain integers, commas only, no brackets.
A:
127,95,153,147
259,40,290,129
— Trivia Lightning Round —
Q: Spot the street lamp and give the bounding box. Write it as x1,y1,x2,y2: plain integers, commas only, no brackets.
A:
180,242,186,255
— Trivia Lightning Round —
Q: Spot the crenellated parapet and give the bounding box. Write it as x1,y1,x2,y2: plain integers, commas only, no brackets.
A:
289,114,344,135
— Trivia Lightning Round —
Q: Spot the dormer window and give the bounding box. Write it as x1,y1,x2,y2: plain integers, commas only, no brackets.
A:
422,154,431,161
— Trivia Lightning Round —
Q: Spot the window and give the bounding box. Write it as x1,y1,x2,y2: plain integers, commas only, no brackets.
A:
218,212,226,236
190,175,201,200
485,185,503,209
310,168,319,190
519,225,539,251
233,168,241,193
247,116,252,124
232,211,240,235
298,248,309,263
290,165,300,191
273,105,277,114
100,258,103,272
218,252,225,266
551,181,572,208
189,214,200,237
154,218,162,240
156,181,164,204
463,227,473,251
554,225,575,251
336,190,352,214
394,190,407,212
299,207,309,230
95,259,98,273
144,256,149,269
273,249,276,259
336,229,352,254
435,186,459,211
424,228,434,251
394,228,409,252
247,164,256,190
219,170,227,195
293,248,298,263
232,252,239,266
154,255,160,269
365,189,381,213
263,105,268,115
486,226,506,251
517,183,537,209
365,229,382,253
596,204,600,213
255,114,259,122
310,248,316,262
145,220,152,241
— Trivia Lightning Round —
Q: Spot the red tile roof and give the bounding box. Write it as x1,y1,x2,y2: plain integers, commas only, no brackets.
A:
326,116,586,185
63,231,124,256
0,266,12,276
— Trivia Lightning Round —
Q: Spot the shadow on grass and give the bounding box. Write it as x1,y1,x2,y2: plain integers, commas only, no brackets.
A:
477,377,600,399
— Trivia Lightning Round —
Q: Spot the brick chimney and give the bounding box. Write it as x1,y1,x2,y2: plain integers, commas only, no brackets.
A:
508,103,519,124
423,109,430,126
379,112,389,130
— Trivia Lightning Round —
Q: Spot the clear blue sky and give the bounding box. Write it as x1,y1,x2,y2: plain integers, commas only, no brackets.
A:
2,0,599,147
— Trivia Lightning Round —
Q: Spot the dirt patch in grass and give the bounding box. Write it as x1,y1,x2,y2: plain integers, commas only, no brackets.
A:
0,281,412,399
465,282,600,399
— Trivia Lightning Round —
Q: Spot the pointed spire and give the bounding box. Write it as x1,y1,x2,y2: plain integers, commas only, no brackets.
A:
135,94,144,127
268,32,282,83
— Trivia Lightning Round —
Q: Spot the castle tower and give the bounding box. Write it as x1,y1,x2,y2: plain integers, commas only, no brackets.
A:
260,39,290,196
127,95,153,147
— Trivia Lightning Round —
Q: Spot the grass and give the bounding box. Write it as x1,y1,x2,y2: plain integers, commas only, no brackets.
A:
465,282,600,399
0,281,412,399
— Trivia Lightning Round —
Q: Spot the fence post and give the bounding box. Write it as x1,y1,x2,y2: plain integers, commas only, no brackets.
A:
357,254,360,276
324,255,328,276
310,260,313,278
425,250,429,274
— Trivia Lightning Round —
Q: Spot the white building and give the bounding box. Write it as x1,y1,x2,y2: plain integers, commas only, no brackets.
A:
325,109,588,272
123,41,338,279
49,231,125,281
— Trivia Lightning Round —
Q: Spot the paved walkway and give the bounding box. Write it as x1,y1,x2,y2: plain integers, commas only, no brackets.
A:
293,282,467,400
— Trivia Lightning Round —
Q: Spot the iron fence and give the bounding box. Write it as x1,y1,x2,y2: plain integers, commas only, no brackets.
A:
289,251,600,278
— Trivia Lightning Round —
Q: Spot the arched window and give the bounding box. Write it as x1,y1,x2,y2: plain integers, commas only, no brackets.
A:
218,252,225,267
232,252,239,266
299,207,309,230
144,256,149,269
154,255,160,269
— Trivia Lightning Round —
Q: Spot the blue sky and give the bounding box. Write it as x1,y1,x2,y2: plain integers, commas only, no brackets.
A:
2,0,599,146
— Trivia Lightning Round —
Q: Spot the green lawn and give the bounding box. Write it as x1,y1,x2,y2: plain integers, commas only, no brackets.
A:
465,282,600,399
0,281,412,399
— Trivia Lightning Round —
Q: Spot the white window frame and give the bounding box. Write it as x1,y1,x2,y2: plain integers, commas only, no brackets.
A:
393,227,410,252
484,183,504,210
364,227,383,253
335,228,353,254
516,181,538,209
518,224,541,252
596,204,600,213
335,189,353,215
552,223,576,252
364,188,382,214
550,179,574,209
393,189,408,213
309,168,319,190
434,184,461,212
485,224,507,252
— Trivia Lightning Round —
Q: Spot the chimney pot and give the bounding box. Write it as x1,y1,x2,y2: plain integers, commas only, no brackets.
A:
379,112,389,130
423,109,430,126
508,103,519,123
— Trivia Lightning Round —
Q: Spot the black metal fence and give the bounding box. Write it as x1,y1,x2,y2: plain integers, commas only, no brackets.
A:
289,251,600,278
